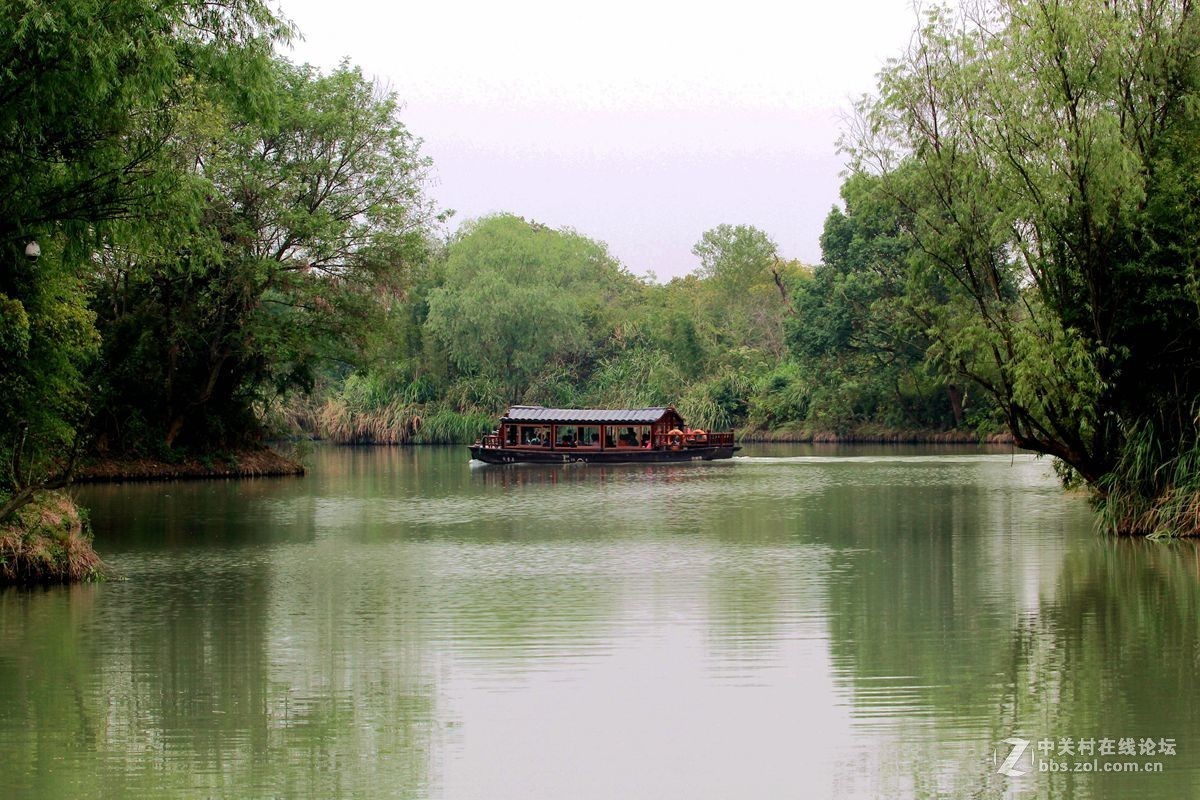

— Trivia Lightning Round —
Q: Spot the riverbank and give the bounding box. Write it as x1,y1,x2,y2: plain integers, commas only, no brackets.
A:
1,447,302,586
77,446,305,483
288,395,1016,448
740,426,1013,444
0,491,108,585
294,427,1015,447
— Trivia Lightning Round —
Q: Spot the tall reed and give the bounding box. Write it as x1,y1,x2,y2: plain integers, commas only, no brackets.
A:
1096,420,1200,537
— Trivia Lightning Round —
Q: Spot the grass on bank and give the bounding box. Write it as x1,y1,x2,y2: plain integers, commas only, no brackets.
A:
294,397,493,445
1097,422,1200,538
0,491,109,585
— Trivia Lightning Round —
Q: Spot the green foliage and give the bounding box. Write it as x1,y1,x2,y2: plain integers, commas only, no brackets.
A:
0,0,285,515
691,224,791,357
584,348,687,408
445,376,509,414
677,371,754,433
745,362,811,430
0,242,98,498
0,0,286,250
521,366,583,409
791,171,975,432
847,0,1200,533
309,207,1006,445
1096,421,1200,538
91,58,439,452
424,215,638,399
693,224,777,284
412,408,493,445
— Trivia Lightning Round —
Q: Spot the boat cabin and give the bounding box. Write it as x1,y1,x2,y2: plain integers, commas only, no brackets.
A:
485,405,733,451
471,405,738,463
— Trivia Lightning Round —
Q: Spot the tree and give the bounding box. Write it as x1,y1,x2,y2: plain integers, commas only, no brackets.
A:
0,241,97,521
91,59,440,451
424,215,638,401
790,171,983,430
0,0,283,519
0,0,284,249
691,224,792,358
851,0,1200,533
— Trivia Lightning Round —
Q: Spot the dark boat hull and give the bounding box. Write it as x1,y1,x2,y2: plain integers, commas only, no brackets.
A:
469,445,739,465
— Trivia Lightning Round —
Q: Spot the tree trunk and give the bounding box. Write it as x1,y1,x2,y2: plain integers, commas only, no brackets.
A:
0,485,39,525
163,415,186,449
947,384,964,427
771,258,795,315
0,424,83,524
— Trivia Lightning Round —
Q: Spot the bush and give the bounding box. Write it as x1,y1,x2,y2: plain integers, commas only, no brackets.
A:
745,362,810,429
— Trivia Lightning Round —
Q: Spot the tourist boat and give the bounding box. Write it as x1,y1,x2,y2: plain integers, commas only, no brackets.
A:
469,405,739,464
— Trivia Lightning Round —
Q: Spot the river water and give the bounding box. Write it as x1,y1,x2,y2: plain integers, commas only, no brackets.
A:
1,444,1198,799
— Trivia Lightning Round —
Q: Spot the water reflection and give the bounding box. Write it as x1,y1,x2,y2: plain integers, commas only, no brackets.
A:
0,445,1196,798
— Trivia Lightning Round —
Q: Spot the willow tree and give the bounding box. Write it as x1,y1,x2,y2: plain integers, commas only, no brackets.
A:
0,0,285,249
424,215,639,404
851,0,1200,534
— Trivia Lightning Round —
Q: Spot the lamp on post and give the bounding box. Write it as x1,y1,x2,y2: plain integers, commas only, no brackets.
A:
24,241,40,262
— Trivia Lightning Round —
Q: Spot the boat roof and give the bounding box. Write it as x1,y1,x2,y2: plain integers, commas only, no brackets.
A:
501,405,680,424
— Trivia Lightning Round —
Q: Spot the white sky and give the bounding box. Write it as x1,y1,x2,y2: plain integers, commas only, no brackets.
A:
279,0,921,279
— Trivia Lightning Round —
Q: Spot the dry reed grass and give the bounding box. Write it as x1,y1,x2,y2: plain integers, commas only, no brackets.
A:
0,492,110,585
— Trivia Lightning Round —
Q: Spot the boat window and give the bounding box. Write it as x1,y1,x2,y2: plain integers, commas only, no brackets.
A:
557,425,578,447
596,424,659,447
504,426,517,446
519,426,545,445
610,425,645,447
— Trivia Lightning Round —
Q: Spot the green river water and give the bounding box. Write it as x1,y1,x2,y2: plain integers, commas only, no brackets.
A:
1,444,1198,799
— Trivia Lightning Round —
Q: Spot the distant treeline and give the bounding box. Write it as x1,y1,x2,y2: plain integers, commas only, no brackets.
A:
3,0,1199,536
287,212,994,446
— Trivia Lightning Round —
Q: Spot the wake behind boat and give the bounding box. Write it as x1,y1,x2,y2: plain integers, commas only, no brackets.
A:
470,405,739,464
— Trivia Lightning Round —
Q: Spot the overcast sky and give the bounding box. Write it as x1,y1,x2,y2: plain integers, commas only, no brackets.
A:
279,0,920,279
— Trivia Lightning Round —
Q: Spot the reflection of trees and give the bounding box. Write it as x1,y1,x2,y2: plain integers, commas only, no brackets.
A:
0,584,105,798
1,443,629,799
818,480,1068,716
257,546,437,799
74,477,319,551
0,552,437,799
802,480,1059,798
1007,540,1200,800
408,544,619,669
817,473,1200,799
